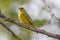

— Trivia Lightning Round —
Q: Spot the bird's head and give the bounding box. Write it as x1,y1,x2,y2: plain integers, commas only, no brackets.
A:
19,7,24,11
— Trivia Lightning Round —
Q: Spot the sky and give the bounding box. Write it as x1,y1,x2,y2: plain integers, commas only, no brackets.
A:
24,0,60,20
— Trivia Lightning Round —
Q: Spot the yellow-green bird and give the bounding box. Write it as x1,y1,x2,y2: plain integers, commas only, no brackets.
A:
18,7,36,29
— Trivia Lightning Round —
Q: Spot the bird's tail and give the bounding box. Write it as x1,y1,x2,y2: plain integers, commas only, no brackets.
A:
32,24,37,29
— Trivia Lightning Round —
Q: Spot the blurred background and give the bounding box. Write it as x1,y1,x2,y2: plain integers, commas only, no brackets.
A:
0,0,60,40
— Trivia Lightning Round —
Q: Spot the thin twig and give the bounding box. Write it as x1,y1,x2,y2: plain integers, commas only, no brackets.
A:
0,11,60,39
0,21,21,40
41,0,58,21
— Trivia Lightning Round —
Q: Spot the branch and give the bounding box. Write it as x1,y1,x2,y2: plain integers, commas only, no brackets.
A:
0,11,60,39
0,21,21,40
41,0,59,21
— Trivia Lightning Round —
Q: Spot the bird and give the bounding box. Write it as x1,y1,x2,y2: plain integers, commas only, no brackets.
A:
18,7,37,29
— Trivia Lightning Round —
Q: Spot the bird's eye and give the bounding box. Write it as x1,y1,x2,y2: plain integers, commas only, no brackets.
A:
19,7,24,10
20,7,24,9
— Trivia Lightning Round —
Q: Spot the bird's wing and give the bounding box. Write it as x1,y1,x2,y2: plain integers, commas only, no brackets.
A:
24,10,33,23
24,10,36,27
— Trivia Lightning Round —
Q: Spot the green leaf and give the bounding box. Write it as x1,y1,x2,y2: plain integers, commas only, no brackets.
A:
33,19,47,27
